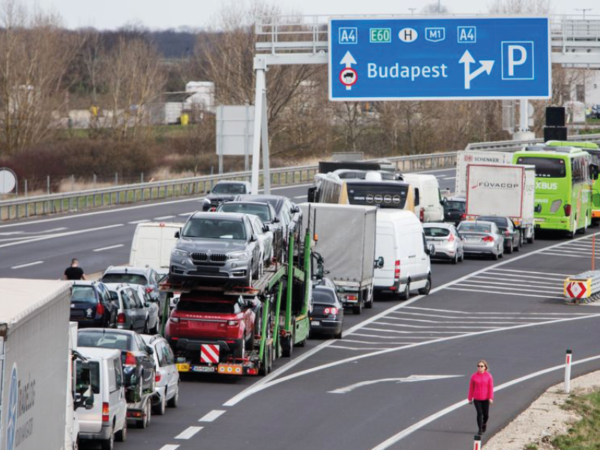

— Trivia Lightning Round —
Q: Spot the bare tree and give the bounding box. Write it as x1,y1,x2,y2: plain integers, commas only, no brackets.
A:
0,0,80,156
421,2,450,14
488,0,552,14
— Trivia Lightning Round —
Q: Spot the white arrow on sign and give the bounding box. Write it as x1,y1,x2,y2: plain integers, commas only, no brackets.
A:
328,374,463,394
340,51,357,68
459,50,494,90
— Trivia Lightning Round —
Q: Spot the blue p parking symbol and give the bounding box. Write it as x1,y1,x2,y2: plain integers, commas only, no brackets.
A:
502,41,534,80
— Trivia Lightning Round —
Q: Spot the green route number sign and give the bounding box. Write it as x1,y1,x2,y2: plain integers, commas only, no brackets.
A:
369,28,391,43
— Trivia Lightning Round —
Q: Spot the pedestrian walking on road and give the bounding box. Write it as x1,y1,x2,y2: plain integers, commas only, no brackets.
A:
468,359,494,435
64,258,86,280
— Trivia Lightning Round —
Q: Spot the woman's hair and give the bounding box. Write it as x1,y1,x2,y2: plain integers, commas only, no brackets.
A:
477,359,489,371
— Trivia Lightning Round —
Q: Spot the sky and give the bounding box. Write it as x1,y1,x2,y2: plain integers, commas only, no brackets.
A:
24,0,600,30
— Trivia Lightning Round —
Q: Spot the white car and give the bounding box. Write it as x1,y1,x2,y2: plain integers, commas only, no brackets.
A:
247,214,274,269
424,223,465,264
141,334,180,415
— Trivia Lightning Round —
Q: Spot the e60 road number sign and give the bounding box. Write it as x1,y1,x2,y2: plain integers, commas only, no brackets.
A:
329,17,551,101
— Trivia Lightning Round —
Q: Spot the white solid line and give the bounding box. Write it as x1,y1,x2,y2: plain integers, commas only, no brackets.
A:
391,311,560,321
444,176,456,180
178,212,195,216
445,287,564,299
370,353,600,450
293,195,308,200
154,215,175,220
352,333,434,340
42,227,68,233
491,268,571,277
470,275,560,286
174,426,203,440
541,252,600,259
128,219,149,224
363,327,460,335
93,244,124,252
0,224,125,249
403,306,589,316
383,315,524,325
330,345,411,351
342,339,419,345
199,410,226,423
158,446,180,450
11,261,43,269
374,321,498,329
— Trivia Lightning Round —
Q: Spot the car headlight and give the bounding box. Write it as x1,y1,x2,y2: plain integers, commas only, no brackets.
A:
172,249,190,257
227,251,250,260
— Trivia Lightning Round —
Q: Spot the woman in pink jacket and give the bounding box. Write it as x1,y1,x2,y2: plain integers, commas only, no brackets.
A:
468,359,494,435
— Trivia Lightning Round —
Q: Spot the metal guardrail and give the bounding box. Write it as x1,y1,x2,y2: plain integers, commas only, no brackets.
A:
0,152,457,221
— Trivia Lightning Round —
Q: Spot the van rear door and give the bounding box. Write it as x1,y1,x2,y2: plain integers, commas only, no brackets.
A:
374,230,396,288
75,359,103,433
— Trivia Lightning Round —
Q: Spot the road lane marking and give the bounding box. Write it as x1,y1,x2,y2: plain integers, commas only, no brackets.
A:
446,287,564,299
383,316,525,325
0,224,124,249
352,333,434,340
222,232,600,407
330,375,463,394
542,252,600,259
11,261,43,269
444,176,456,180
469,276,560,287
158,446,179,450
330,345,409,351
341,339,419,345
154,215,175,220
93,244,124,252
454,282,561,294
374,321,498,329
491,268,571,277
42,227,68,233
363,327,460,335
390,311,565,321
128,219,149,224
179,212,195,216
174,426,203,440
293,195,308,200
0,183,313,229
199,410,225,422
403,306,590,316
370,353,600,449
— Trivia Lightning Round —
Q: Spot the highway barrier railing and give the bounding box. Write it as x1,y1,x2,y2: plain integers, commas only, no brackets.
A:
0,152,457,221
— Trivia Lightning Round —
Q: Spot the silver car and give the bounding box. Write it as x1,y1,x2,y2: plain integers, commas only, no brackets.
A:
141,334,180,415
105,283,148,333
131,285,160,334
457,220,505,260
424,223,464,264
170,212,262,287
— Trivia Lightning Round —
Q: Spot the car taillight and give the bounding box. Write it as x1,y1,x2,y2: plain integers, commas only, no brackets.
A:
170,317,180,323
228,320,239,326
564,204,572,217
324,307,338,315
448,234,455,242
419,209,425,222
504,230,511,236
96,302,105,316
117,313,126,324
346,295,357,301
394,260,400,282
124,352,136,366
155,373,162,383
482,236,494,242
461,213,466,220
102,402,110,423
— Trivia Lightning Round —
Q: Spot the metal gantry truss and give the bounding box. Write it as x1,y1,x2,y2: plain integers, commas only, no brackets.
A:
250,14,600,193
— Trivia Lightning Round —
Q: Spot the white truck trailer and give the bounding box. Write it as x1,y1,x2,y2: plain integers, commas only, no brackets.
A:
465,164,536,243
455,150,514,197
0,279,72,450
299,203,377,314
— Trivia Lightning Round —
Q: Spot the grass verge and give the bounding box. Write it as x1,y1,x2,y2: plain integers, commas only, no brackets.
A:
552,390,600,449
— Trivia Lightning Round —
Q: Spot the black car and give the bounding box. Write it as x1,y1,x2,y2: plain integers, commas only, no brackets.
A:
70,281,118,328
217,201,285,261
202,181,251,211
443,197,466,225
77,329,156,403
309,285,344,339
478,216,522,253
235,194,302,244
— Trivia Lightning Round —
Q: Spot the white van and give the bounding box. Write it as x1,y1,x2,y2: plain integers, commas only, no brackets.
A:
374,210,433,299
77,347,128,449
129,222,185,270
402,173,444,222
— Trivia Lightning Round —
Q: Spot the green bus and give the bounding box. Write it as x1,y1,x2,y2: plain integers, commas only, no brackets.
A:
513,146,597,237
546,141,600,226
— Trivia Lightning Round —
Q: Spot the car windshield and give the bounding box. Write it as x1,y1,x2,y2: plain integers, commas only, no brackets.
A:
312,289,338,305
183,218,246,240
71,286,97,303
478,217,508,229
424,227,451,237
212,183,246,194
75,360,100,394
445,201,465,211
458,223,492,233
346,183,408,209
177,300,235,313
516,157,566,178
78,331,132,351
102,273,147,286
219,204,271,222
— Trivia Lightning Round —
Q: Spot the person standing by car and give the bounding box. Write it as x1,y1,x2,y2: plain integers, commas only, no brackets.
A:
64,258,86,280
468,359,494,435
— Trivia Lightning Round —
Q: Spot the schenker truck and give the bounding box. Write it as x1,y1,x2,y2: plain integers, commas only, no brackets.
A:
0,279,73,450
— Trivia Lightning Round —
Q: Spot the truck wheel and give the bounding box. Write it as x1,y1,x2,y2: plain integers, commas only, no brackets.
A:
365,291,373,309
234,339,246,360
399,283,410,300
100,429,114,450
281,334,293,357
115,419,127,442
352,301,362,315
418,276,432,295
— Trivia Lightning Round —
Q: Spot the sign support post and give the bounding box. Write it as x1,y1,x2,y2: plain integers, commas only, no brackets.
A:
251,61,267,195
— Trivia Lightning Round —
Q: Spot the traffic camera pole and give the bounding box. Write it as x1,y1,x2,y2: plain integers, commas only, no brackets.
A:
565,349,573,394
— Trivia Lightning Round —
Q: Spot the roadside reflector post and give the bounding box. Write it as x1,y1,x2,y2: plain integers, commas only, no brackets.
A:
565,349,573,394
473,434,482,450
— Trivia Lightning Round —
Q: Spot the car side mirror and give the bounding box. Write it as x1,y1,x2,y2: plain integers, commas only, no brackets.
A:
144,302,150,308
206,189,211,194
110,292,119,301
251,234,257,242
146,346,154,355
263,224,270,232
273,217,280,223
291,206,300,214
374,256,384,269
175,231,180,239
427,244,436,256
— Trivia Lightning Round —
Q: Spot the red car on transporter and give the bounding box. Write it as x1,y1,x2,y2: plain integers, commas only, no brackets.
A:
166,292,259,372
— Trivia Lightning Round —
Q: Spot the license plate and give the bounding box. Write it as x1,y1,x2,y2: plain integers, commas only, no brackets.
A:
311,321,321,326
192,366,216,373
176,363,190,372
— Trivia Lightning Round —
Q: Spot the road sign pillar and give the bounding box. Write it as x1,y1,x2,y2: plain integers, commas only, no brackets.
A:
565,349,572,394
473,435,482,450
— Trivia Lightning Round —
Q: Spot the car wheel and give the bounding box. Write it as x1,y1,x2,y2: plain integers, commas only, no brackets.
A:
493,250,499,260
143,320,149,334
234,338,245,359
246,261,254,287
146,400,152,425
115,418,127,442
418,275,432,295
100,428,114,450
459,251,465,262
507,240,514,254
153,390,166,415
452,253,458,265
167,384,179,408
399,282,410,300
527,229,535,244
334,329,343,339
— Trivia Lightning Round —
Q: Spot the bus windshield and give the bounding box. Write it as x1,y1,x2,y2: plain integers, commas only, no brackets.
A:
516,157,566,178
346,182,408,209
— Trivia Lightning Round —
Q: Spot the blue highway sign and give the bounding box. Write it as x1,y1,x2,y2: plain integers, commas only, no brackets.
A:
329,17,551,101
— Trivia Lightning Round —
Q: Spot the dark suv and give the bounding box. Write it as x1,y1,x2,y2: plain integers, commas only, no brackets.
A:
202,181,251,211
70,281,118,328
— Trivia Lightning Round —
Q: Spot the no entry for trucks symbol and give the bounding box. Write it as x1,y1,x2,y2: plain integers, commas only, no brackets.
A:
340,67,358,89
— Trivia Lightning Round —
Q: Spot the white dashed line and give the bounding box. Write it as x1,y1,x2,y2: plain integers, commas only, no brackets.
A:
154,215,175,220
179,212,195,216
11,261,43,269
293,195,308,200
199,409,226,422
128,219,149,225
158,446,180,450
93,244,124,252
174,426,203,440
42,227,68,233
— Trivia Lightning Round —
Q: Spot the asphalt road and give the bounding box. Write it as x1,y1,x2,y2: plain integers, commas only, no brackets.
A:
11,167,595,450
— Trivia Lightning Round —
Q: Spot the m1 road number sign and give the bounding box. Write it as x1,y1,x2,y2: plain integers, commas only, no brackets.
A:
329,17,551,101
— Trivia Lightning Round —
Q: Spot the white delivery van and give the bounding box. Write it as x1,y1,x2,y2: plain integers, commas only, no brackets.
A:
77,347,128,449
129,222,185,270
374,210,433,300
402,173,444,222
